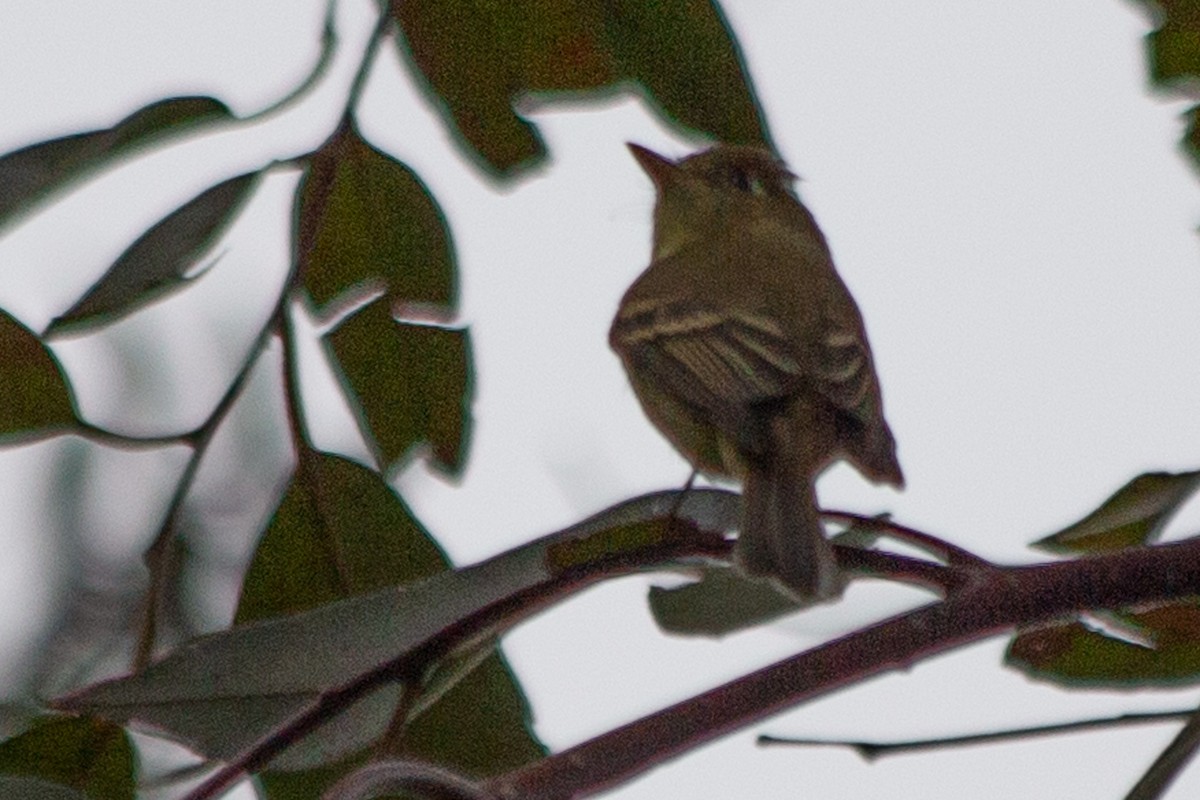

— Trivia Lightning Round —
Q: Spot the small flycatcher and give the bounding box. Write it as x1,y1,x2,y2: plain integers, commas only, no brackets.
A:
610,143,903,601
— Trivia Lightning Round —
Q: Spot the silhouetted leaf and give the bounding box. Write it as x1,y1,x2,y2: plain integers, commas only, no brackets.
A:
392,0,767,177
1131,0,1200,169
1033,471,1200,555
55,526,548,768
0,310,76,437
0,96,231,227
0,777,87,800
328,301,472,475
1187,107,1200,168
46,172,259,335
298,123,456,310
54,489,728,774
649,567,800,637
1008,602,1200,687
403,654,545,776
1136,0,1200,85
236,449,449,622
605,0,767,147
0,716,134,800
241,448,543,784
393,0,611,175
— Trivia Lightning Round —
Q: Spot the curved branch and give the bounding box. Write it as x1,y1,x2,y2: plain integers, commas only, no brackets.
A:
486,537,1200,800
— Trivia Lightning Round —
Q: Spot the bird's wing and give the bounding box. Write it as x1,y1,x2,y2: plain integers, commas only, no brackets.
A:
813,314,904,486
812,323,875,418
611,297,803,454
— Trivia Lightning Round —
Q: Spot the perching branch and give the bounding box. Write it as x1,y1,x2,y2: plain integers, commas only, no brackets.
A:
487,537,1200,800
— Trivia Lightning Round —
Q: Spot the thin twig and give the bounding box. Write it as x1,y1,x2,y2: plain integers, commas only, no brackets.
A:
345,4,395,114
1124,706,1200,800
244,0,340,122
824,509,992,567
758,709,1197,760
132,311,286,670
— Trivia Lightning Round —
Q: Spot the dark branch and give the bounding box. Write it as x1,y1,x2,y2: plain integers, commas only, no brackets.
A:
486,538,1200,800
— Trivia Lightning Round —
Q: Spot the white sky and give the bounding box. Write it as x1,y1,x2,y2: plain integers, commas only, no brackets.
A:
2,1,1200,798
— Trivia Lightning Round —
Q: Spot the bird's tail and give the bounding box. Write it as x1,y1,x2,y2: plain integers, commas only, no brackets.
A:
737,456,842,602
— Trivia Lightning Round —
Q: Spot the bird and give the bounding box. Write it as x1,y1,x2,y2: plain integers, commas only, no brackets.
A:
609,142,903,601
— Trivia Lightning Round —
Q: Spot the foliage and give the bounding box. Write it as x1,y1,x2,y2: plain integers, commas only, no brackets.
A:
1,2,1200,800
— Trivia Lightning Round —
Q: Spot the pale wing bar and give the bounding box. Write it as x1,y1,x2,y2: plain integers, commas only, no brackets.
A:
815,328,872,413
612,299,803,447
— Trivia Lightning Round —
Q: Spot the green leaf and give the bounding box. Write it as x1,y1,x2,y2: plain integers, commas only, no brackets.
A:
393,0,611,176
235,448,452,772
235,449,450,622
0,96,231,228
1007,602,1200,687
241,449,543,782
258,650,544,797
403,653,545,775
1033,470,1200,555
0,777,87,800
53,489,730,774
56,586,438,769
55,531,545,770
542,487,738,577
299,123,456,310
45,172,259,335
649,567,800,637
328,301,472,475
0,716,135,800
604,0,767,147
392,0,767,177
1187,106,1200,170
0,310,76,437
1136,0,1200,86
1129,0,1200,170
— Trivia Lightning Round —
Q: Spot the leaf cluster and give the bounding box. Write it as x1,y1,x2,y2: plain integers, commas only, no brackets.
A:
0,3,1199,800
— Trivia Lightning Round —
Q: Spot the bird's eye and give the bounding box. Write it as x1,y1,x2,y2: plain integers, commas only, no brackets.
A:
729,167,766,196
729,167,750,192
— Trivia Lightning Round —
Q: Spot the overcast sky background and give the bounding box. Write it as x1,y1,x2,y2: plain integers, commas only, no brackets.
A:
2,1,1200,798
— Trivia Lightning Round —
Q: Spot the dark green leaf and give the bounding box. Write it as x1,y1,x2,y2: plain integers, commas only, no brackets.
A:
55,525,547,769
403,654,545,775
256,755,371,800
53,489,730,773
392,0,767,177
1129,1,1200,170
0,777,87,800
605,0,768,147
1033,471,1200,555
0,96,231,227
649,567,800,637
1136,0,1200,85
1008,602,1200,687
392,0,608,176
299,123,456,310
542,488,738,577
247,656,546,798
0,716,135,800
46,172,259,335
328,301,472,475
1186,105,1200,173
235,449,449,622
0,310,76,437
239,449,544,782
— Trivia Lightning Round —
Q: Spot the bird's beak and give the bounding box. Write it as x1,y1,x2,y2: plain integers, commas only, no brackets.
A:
626,143,678,188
